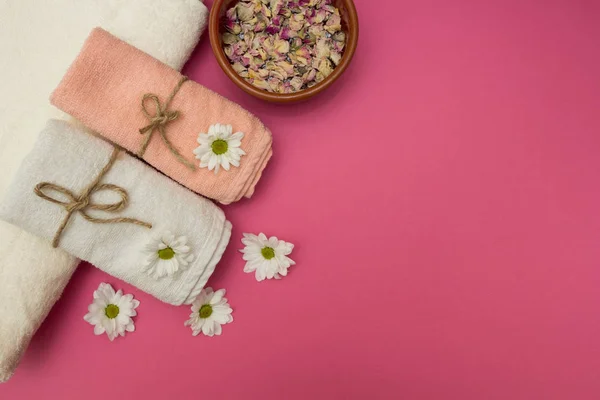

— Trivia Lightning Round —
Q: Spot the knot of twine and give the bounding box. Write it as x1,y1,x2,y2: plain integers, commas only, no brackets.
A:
138,76,195,170
34,148,152,248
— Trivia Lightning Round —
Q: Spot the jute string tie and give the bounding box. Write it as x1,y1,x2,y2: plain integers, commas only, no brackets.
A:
34,147,152,248
138,76,195,170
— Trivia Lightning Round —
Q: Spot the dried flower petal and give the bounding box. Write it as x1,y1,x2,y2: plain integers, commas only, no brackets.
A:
280,27,296,40
329,50,342,66
222,0,346,93
324,13,341,33
289,14,305,31
224,45,235,60
270,0,284,15
226,7,237,21
332,39,345,53
289,76,304,91
308,24,325,39
315,37,330,59
290,37,303,50
273,37,290,55
332,31,345,42
295,45,311,59
236,2,255,21
255,14,268,31
241,52,253,67
268,77,284,92
248,68,269,80
252,77,271,91
276,61,295,76
222,32,238,45
316,58,333,76
302,68,317,83
232,62,247,74
310,9,328,24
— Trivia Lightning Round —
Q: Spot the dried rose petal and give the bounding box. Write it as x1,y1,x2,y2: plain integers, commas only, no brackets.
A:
289,76,304,91
222,0,346,94
276,61,295,76
255,14,268,31
329,50,342,66
308,24,325,38
236,2,255,21
264,61,282,79
265,24,281,35
315,37,330,59
270,0,284,15
316,58,333,76
315,71,326,83
224,45,235,60
289,14,305,31
332,31,345,42
232,62,246,73
273,37,290,55
290,37,303,50
240,51,253,67
248,68,269,80
242,15,258,32
268,77,283,92
257,48,268,61
302,68,317,83
222,32,237,45
332,39,345,53
232,41,248,57
295,45,311,59
280,27,297,40
310,8,328,24
324,13,341,33
252,77,272,91
271,15,282,26
225,20,242,35
226,7,237,20
261,4,272,18
321,4,336,13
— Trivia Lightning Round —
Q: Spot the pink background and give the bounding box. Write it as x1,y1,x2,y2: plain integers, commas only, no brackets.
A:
2,0,600,398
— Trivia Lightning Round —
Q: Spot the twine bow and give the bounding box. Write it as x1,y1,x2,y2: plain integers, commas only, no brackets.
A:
34,148,152,248
138,76,195,170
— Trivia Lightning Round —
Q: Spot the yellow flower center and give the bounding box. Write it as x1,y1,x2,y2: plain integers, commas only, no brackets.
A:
261,247,275,260
211,139,229,155
105,304,120,319
158,247,175,260
199,304,213,318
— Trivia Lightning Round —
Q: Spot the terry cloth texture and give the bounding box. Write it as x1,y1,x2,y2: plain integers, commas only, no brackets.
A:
51,27,273,206
0,0,208,382
0,120,231,307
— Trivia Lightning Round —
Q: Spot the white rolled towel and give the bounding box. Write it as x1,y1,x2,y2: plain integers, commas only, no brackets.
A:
0,0,208,382
1,120,231,305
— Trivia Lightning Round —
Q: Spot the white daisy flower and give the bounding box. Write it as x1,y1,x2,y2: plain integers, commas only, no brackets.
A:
193,123,246,174
239,233,296,281
142,231,194,279
184,288,233,337
83,283,139,341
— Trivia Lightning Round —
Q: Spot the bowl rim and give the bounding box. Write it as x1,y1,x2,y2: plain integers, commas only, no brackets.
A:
209,0,359,103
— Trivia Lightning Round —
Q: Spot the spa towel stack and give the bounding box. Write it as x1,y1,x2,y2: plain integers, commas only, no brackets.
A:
0,0,208,382
51,28,273,205
1,120,232,306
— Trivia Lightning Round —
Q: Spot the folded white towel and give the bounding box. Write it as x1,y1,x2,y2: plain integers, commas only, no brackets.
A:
0,0,208,382
1,120,231,305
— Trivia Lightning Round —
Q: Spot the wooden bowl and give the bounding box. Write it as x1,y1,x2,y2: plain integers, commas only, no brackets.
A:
209,0,359,103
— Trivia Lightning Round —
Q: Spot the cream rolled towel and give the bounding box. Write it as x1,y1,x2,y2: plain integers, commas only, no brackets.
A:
0,0,208,382
0,120,231,305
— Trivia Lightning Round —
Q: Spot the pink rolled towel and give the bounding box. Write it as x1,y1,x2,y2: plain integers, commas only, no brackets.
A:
51,28,272,205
